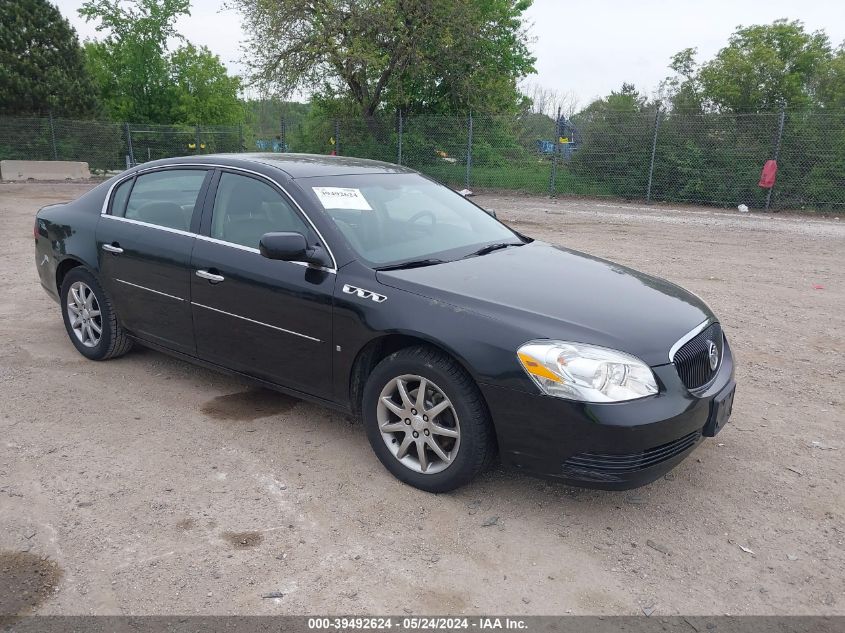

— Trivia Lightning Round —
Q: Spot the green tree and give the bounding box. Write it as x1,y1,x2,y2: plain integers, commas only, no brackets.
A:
243,99,311,132
651,21,845,209
80,0,243,125
565,84,660,199
659,48,705,113
0,0,101,117
80,0,189,122
170,44,243,125
664,20,834,113
232,0,535,119
577,83,651,121
818,46,845,109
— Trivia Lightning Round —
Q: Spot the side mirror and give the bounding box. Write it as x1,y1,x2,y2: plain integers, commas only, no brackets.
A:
259,232,307,260
259,232,331,268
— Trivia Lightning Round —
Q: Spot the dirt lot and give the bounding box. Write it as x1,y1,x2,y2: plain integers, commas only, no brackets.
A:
0,182,843,616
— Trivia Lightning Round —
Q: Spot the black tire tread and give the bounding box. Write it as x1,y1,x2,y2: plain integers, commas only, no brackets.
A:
61,267,133,360
400,345,496,474
98,280,133,359
363,344,497,492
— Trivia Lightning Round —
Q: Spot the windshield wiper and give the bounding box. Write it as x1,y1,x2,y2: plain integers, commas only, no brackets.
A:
376,258,446,271
463,242,523,258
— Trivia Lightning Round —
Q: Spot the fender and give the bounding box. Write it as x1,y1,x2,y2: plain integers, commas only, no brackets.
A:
331,261,534,408
36,202,104,300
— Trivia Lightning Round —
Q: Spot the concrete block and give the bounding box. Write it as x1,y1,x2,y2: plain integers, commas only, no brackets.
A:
0,160,91,181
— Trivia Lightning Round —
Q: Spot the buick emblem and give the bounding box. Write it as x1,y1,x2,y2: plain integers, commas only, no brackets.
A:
707,340,719,371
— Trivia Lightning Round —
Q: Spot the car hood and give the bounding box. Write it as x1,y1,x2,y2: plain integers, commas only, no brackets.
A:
375,241,714,366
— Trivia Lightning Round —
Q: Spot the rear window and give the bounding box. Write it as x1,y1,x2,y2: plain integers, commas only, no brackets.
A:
110,178,133,217
124,169,207,232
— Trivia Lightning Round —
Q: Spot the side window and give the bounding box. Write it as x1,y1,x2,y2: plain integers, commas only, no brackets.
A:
211,172,310,249
110,177,133,217
124,169,207,231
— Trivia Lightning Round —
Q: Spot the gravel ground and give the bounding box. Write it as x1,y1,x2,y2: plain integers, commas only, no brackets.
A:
0,182,843,616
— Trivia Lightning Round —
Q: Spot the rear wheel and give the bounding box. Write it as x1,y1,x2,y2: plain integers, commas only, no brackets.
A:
60,267,132,360
362,346,496,492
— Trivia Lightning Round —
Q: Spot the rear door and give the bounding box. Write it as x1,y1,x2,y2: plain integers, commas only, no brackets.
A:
190,170,335,397
97,167,211,354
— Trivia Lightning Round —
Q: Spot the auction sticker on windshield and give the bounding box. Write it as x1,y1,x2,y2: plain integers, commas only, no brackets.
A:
312,187,373,210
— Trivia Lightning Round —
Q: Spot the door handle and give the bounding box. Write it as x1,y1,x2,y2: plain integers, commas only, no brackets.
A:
102,243,123,254
196,269,225,283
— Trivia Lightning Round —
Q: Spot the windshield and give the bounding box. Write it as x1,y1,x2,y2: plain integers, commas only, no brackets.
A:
297,173,521,266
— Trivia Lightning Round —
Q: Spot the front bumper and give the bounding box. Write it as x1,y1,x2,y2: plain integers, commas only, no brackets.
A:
480,338,735,489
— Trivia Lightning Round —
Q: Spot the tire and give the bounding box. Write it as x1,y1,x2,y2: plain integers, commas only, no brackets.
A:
361,345,496,492
60,267,133,361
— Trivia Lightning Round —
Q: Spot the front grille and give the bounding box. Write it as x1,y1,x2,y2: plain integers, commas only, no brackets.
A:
561,431,701,481
673,322,723,390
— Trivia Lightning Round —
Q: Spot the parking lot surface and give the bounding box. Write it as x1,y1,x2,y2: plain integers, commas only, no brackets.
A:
1,182,843,616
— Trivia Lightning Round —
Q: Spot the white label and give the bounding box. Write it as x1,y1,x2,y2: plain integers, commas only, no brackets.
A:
312,187,372,210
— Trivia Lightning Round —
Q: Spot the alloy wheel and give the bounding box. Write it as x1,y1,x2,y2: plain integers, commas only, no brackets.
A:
67,281,102,348
376,374,461,474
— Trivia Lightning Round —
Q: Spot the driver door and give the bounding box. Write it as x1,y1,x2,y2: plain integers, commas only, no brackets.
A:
190,170,335,398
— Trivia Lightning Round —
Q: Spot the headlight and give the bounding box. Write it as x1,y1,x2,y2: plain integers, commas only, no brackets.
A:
517,340,658,403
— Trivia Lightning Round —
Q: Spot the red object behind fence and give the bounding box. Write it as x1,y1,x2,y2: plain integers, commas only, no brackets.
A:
759,159,778,189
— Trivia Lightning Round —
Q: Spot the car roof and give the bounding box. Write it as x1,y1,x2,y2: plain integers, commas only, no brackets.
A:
143,153,415,179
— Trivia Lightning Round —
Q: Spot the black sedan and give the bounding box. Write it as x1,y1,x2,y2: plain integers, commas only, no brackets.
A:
34,154,735,492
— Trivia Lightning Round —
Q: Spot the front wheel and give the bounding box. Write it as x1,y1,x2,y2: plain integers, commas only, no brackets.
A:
361,346,496,492
60,267,133,360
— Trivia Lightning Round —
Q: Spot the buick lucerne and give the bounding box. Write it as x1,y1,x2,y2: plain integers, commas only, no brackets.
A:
34,154,736,492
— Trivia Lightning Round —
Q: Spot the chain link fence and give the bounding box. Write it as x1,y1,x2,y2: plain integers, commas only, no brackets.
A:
0,117,244,172
2,110,844,210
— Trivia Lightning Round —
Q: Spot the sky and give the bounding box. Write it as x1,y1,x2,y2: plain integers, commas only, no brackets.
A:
53,0,845,107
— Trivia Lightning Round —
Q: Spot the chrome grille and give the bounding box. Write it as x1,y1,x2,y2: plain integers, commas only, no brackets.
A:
673,322,723,390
